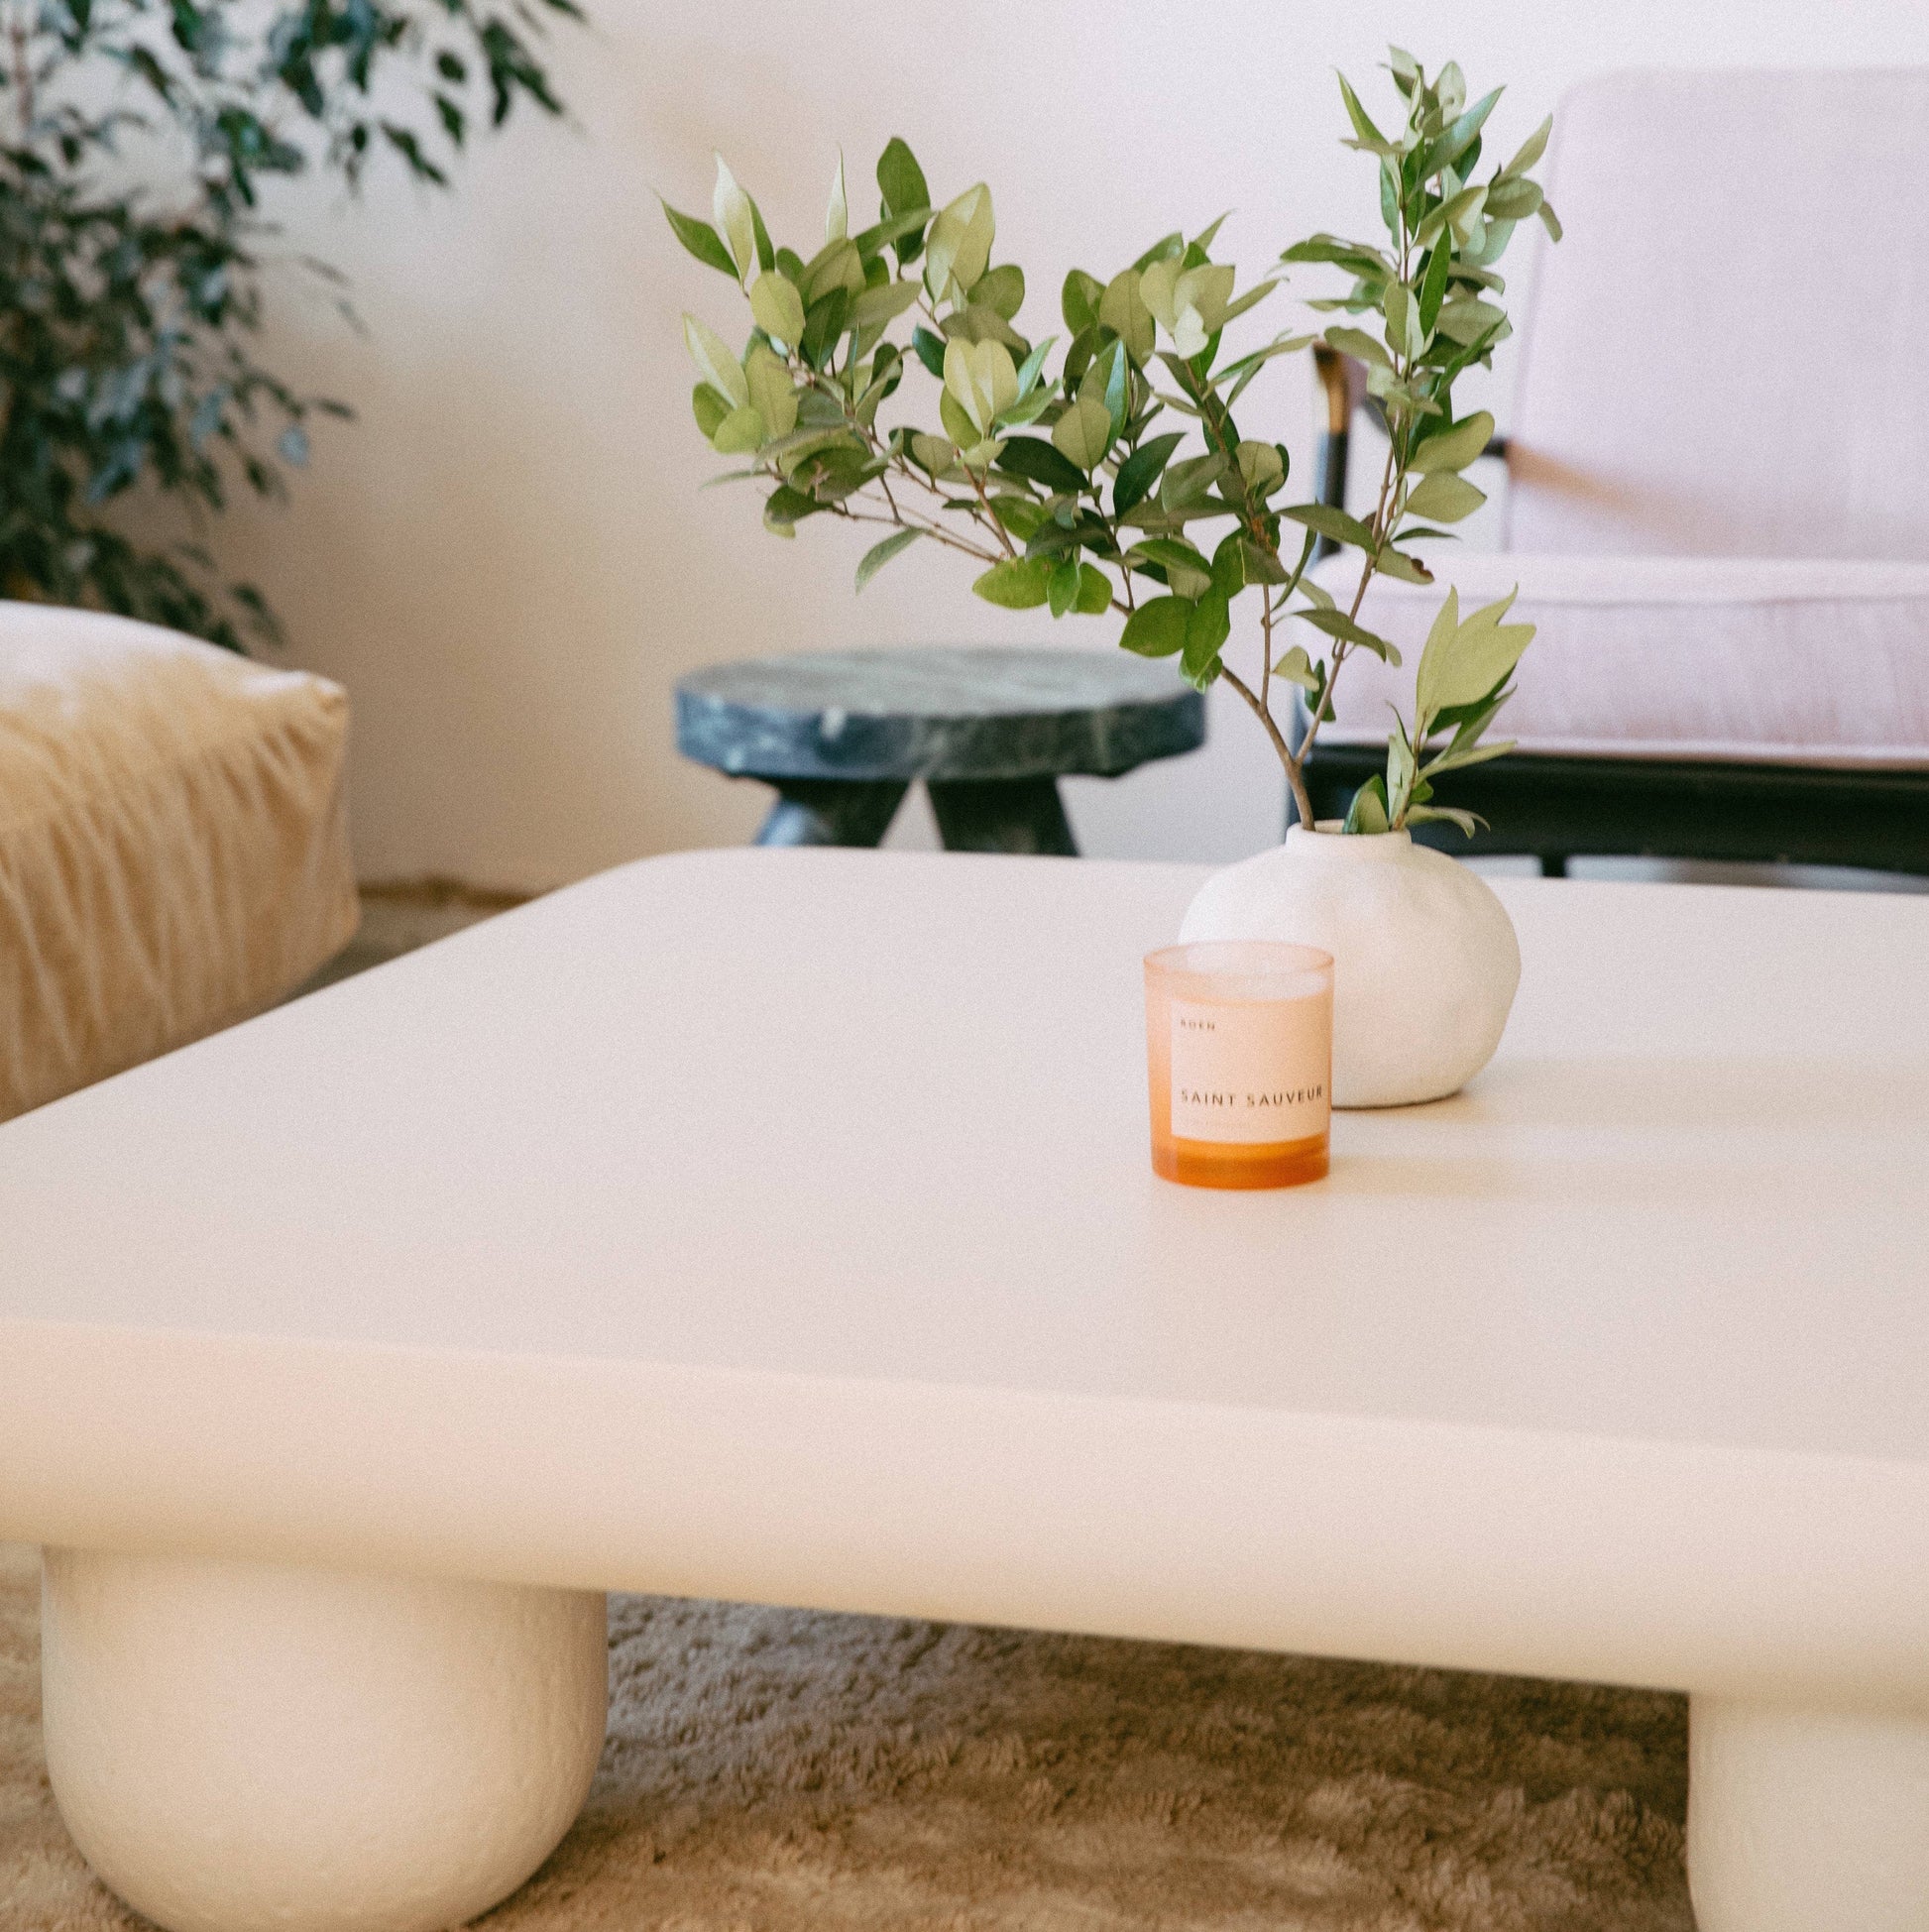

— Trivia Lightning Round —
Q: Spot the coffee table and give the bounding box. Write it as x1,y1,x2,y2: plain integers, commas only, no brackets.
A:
3,848,1926,1932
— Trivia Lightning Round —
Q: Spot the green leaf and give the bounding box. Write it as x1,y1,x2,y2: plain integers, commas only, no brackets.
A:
661,199,738,278
1416,88,1502,182
1052,394,1113,473
684,313,748,408
969,264,1026,322
1292,604,1402,665
1182,591,1230,686
748,272,807,346
1383,283,1425,359
1433,297,1508,347
1416,183,1488,251
1335,71,1389,149
1411,409,1497,473
849,278,922,331
1133,536,1213,600
1014,335,1057,398
910,324,948,378
1344,774,1391,835
1422,736,1516,778
1063,269,1104,334
1112,431,1185,515
1404,803,1485,836
1414,586,1463,720
855,527,921,592
1322,324,1391,369
939,390,981,451
1098,270,1155,365
1190,210,1231,255
925,182,995,304
1159,451,1227,511
1281,233,1395,276
1075,563,1113,614
1282,503,1376,550
1217,279,1278,328
910,432,956,474
1209,531,1249,596
1423,588,1536,710
823,150,850,245
1119,595,1191,657
744,345,798,438
1048,556,1081,618
876,137,931,263
1130,230,1186,273
1374,547,1434,585
763,484,821,531
1537,200,1563,243
799,287,852,368
1417,239,1451,334
1405,472,1486,522
1483,176,1543,222
1272,644,1320,692
972,556,1053,609
712,155,756,281
803,237,865,303
944,335,1020,436
995,435,1088,496
691,383,729,439
1500,114,1552,179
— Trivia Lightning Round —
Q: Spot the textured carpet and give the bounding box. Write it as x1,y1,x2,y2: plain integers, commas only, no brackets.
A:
1,1543,1691,1930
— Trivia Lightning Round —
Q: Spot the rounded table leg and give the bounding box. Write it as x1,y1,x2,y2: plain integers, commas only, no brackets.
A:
41,1547,608,1932
1689,1693,1929,1932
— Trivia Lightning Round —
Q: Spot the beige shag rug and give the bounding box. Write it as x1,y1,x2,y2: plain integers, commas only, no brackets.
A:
0,1543,1690,1931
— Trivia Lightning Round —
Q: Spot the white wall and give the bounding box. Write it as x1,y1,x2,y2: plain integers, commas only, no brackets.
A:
214,0,1929,889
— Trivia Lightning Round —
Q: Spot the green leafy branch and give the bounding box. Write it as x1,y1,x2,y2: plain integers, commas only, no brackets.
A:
665,50,1559,834
1,0,578,649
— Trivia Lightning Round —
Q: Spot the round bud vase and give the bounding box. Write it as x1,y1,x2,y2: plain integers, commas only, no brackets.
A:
1177,824,1521,1108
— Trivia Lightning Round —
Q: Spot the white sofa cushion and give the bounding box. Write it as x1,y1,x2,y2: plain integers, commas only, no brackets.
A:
0,604,358,1121
1310,555,1929,768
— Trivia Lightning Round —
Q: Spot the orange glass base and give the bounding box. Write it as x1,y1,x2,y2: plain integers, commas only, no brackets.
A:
1151,1130,1330,1191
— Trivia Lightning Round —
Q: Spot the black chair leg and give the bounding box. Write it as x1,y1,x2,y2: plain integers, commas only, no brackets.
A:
754,779,908,848
927,777,1078,855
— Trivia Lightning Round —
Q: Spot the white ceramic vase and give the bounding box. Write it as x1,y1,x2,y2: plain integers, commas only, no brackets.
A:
1178,824,1521,1108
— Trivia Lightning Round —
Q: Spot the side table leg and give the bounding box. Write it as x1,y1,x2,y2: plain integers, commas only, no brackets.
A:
754,778,908,848
1688,1693,1929,1932
41,1547,608,1932
927,777,1078,855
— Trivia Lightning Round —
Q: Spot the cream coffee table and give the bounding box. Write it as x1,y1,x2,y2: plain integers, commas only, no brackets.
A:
3,848,1927,1932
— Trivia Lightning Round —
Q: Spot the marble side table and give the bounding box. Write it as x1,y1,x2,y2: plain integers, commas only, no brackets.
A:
675,645,1204,853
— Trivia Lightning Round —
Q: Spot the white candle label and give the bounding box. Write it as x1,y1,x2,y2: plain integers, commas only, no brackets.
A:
1170,996,1330,1144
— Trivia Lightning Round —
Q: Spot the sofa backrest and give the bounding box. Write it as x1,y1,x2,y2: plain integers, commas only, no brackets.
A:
1504,66,1929,560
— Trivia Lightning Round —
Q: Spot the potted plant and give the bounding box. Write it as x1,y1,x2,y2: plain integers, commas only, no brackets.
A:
665,50,1559,1105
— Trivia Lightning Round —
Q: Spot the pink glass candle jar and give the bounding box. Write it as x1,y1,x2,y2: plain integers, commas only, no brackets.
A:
1144,942,1334,1190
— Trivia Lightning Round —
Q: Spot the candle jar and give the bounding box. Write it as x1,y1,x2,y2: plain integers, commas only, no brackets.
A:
1144,941,1334,1190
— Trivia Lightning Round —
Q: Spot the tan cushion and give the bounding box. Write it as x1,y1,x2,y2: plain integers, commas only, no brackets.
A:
1312,555,1929,767
0,604,358,1121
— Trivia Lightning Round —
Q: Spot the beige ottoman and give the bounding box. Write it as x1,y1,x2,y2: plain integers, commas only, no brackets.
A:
0,603,358,1122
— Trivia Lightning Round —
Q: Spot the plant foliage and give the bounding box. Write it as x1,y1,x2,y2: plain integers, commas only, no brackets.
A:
667,51,1559,833
0,0,578,649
